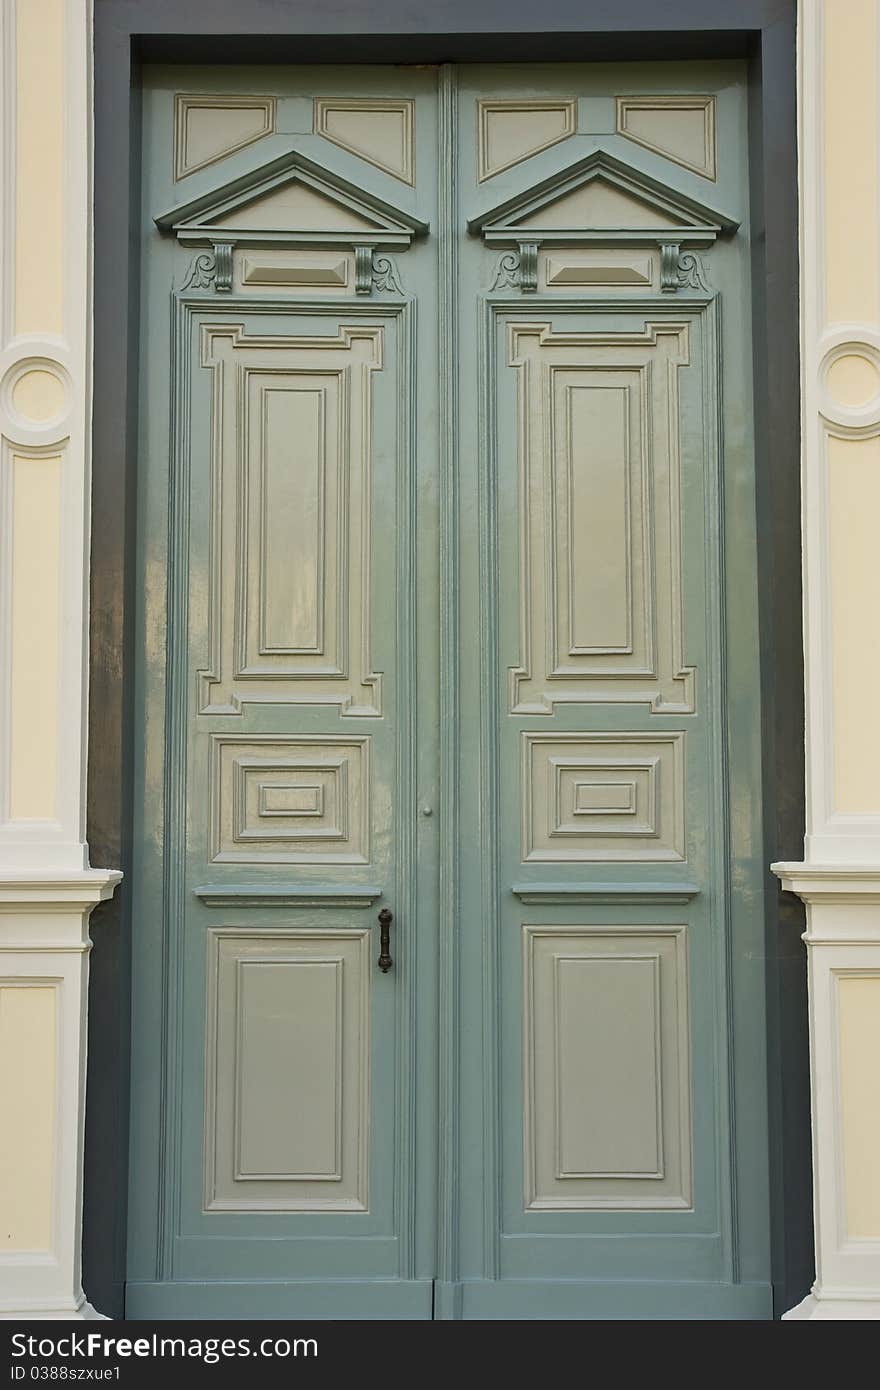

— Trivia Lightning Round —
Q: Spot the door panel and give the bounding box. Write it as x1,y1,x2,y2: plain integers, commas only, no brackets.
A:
129,59,770,1320
129,65,439,1319
453,61,769,1318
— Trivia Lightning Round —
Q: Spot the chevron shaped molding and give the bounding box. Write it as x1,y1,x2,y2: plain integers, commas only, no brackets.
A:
470,149,738,247
156,147,429,248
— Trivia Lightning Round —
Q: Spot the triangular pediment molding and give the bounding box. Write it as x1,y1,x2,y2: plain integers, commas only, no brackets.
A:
156,148,429,248
469,150,738,246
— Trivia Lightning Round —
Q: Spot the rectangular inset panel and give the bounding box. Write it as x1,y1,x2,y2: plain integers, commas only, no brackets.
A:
8,453,61,820
212,735,369,864
523,926,691,1210
555,956,661,1177
565,384,631,652
0,985,56,1250
200,324,384,715
829,435,880,812
206,930,369,1211
508,321,694,713
523,733,685,862
838,973,880,1237
236,960,342,1180
259,387,324,654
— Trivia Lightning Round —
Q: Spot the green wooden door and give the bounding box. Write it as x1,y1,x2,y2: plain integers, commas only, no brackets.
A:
128,59,771,1320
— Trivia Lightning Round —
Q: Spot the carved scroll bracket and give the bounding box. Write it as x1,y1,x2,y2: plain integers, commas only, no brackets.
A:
660,242,711,294
490,241,539,293
181,242,234,293
355,247,405,296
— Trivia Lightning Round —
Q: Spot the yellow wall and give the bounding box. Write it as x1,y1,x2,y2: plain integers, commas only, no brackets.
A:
15,0,64,337
0,0,69,1296
815,0,880,1265
839,975,880,1238
824,0,880,813
9,455,62,820
8,0,65,824
0,987,56,1250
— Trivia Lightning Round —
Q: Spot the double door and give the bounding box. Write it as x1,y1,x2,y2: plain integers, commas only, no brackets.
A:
128,59,771,1319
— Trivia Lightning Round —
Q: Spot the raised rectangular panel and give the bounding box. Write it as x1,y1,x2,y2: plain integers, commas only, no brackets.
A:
477,99,576,181
523,733,685,862
259,783,323,816
508,321,694,713
200,323,383,715
205,930,369,1210
237,251,352,291
523,926,692,1210
542,251,656,290
574,780,635,813
211,736,369,864
174,94,275,180
616,95,716,180
315,98,415,185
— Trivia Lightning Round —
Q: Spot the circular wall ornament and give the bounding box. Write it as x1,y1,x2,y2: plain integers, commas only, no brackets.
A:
0,346,73,447
818,327,880,434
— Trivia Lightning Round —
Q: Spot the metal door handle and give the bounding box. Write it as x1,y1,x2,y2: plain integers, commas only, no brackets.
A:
377,907,393,973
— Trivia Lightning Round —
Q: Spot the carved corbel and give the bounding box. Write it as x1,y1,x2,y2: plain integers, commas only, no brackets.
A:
490,241,540,293
212,242,234,293
660,242,710,293
355,245,375,295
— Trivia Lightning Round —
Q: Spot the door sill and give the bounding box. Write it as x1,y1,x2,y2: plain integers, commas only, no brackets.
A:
125,1279,433,1320
433,1279,772,1320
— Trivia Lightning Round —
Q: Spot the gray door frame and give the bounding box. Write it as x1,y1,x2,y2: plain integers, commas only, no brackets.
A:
86,0,807,1320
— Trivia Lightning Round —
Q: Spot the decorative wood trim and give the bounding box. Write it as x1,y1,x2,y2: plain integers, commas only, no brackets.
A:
194,885,382,908
505,315,697,714
157,293,417,1283
314,97,415,185
87,0,807,1325
469,149,738,247
476,98,576,181
437,63,462,1289
512,882,699,904
156,147,429,248
616,94,717,180
173,93,276,180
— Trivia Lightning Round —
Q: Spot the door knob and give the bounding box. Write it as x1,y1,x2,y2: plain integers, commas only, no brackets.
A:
377,907,393,973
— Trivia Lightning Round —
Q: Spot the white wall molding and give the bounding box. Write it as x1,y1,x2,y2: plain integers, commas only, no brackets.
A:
774,0,880,1319
775,862,880,1320
0,0,121,1321
0,871,120,1321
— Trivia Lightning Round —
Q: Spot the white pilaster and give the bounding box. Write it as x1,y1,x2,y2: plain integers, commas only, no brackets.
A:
773,0,880,1320
0,0,121,1320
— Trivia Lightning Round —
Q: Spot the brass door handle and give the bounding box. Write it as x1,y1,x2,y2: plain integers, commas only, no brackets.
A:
377,907,393,973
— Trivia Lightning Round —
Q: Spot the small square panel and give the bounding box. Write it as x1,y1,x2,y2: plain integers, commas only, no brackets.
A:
212,736,369,864
523,733,684,862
